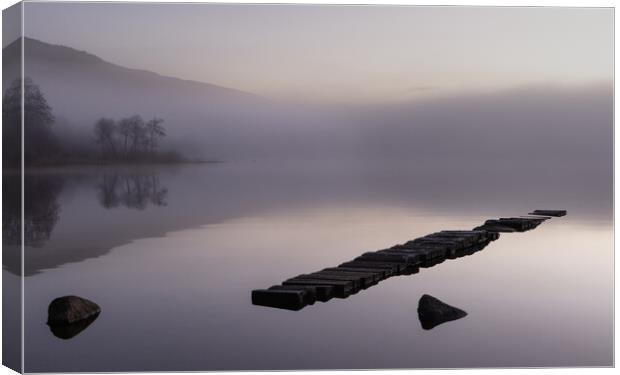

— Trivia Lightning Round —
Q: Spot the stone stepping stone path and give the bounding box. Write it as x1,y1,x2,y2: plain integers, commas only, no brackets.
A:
252,210,566,311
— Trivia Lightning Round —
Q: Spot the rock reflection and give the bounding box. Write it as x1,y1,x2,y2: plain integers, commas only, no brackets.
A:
48,313,100,340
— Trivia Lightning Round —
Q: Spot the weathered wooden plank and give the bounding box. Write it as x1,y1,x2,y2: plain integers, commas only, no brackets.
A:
529,209,566,217
251,289,307,311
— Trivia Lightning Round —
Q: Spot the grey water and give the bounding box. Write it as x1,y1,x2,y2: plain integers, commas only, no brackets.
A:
3,159,613,371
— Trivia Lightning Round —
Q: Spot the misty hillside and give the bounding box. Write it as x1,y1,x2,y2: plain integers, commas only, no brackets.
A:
3,38,285,159
2,38,613,166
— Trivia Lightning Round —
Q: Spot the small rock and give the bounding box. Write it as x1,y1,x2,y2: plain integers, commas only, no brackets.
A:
417,294,467,330
47,295,101,325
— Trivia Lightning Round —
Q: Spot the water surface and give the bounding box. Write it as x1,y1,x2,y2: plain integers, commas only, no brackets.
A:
4,160,612,371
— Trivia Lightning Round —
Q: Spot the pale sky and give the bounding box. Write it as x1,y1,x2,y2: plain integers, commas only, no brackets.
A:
20,2,614,102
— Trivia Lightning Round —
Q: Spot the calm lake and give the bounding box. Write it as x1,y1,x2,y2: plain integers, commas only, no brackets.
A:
3,160,613,371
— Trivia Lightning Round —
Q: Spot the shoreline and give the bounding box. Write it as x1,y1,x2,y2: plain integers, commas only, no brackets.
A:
2,159,223,172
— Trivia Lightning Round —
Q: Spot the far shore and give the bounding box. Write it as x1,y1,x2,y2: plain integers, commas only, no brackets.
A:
2,158,223,172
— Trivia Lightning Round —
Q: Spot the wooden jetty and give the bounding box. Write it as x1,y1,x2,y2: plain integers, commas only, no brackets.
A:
252,210,566,311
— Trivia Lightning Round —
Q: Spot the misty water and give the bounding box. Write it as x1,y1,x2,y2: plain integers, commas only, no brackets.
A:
4,160,613,371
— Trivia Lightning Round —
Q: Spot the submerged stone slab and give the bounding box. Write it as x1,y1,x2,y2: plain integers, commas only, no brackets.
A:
268,285,317,304
270,284,333,302
441,230,498,241
484,219,530,231
283,278,354,297
411,238,462,251
47,296,101,326
417,294,467,330
323,267,387,281
252,289,308,311
326,266,391,278
356,252,420,265
529,209,567,217
338,260,405,273
426,233,478,247
519,215,551,221
474,224,517,233
308,271,375,288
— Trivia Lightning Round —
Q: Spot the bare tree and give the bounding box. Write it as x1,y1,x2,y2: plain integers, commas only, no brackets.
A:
93,114,168,162
126,115,145,156
117,116,133,156
93,117,117,159
145,117,166,154
3,77,56,164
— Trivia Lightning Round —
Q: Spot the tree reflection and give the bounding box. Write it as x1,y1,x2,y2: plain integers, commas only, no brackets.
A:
2,173,63,247
97,173,168,209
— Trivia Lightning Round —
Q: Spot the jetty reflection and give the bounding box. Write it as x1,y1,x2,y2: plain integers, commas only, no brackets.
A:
252,211,566,311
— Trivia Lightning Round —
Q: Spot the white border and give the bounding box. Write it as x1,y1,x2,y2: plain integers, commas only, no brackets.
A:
0,1,616,375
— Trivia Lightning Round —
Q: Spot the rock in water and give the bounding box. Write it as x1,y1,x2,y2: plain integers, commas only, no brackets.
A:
417,294,467,330
47,295,101,325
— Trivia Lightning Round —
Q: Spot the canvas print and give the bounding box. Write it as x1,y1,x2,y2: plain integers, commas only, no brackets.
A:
1,1,614,372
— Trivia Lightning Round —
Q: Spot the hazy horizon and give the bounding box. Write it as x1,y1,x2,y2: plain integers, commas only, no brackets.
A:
2,3,613,372
15,3,614,103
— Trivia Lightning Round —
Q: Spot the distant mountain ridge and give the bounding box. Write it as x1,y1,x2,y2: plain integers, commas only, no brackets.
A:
3,37,283,159
3,37,262,100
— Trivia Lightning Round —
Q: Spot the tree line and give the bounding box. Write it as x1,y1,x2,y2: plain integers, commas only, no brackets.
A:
2,77,57,165
2,77,183,166
93,115,166,160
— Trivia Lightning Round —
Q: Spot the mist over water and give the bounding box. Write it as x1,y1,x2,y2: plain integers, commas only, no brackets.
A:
1,38,612,165
1,4,613,371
